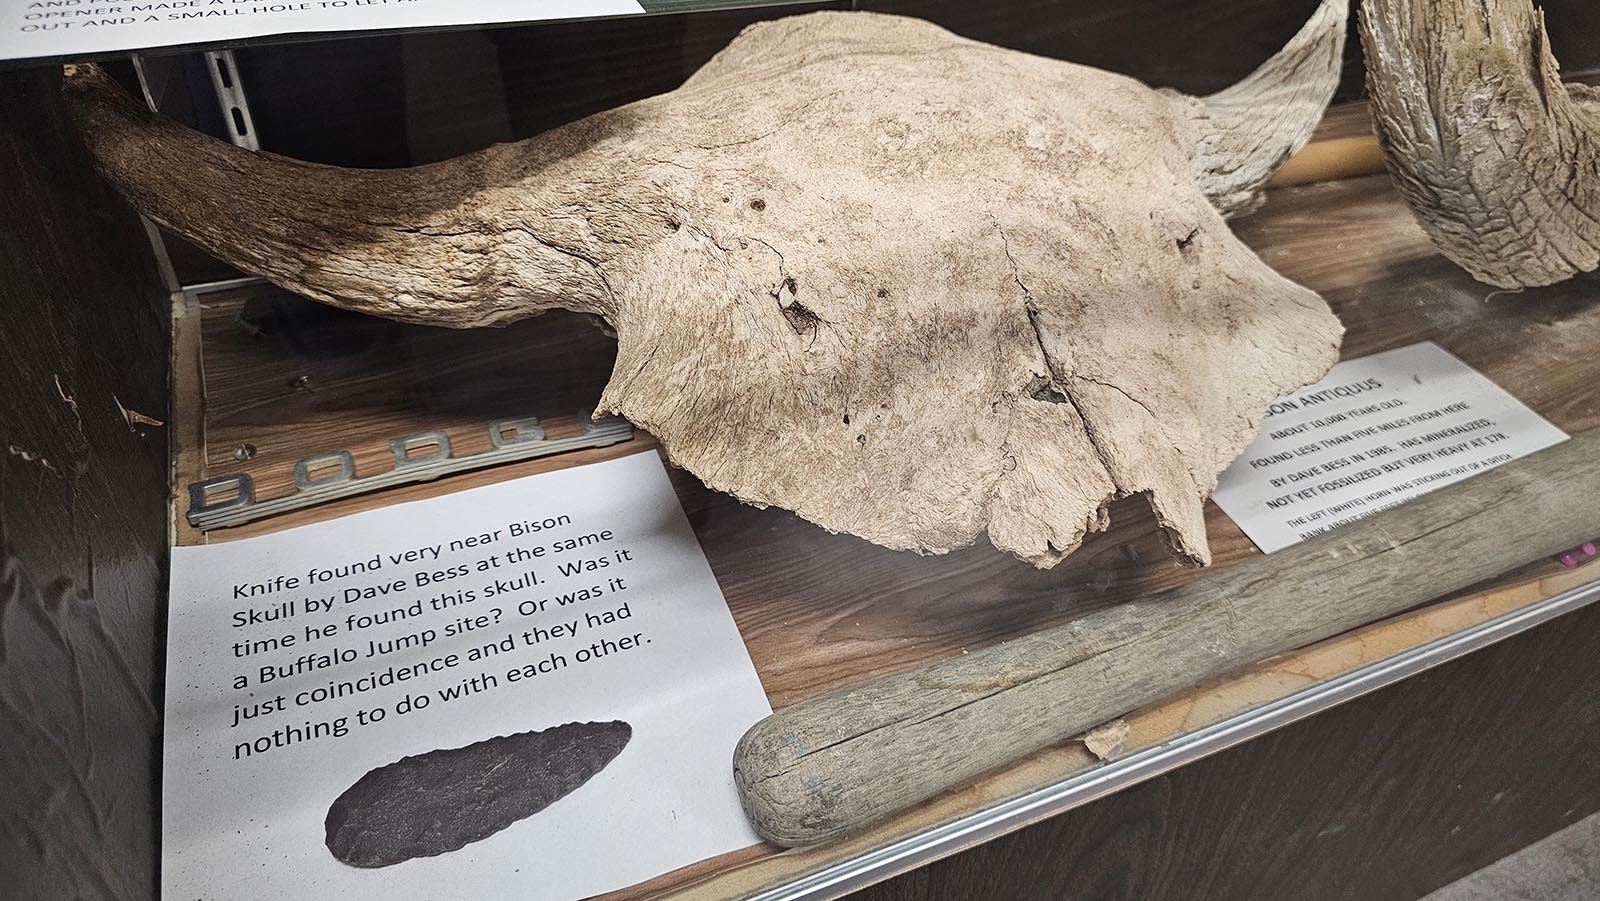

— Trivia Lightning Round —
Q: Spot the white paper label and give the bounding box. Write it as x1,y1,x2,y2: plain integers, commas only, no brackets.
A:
1213,342,1568,553
0,0,643,61
165,452,771,901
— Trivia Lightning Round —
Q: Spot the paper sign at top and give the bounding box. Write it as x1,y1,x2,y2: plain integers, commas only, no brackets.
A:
0,0,644,62
1213,342,1568,554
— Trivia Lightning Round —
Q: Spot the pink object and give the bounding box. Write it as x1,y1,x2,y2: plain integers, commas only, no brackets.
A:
1558,542,1598,568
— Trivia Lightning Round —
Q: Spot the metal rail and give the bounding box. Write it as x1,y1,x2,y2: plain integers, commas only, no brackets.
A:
187,414,634,529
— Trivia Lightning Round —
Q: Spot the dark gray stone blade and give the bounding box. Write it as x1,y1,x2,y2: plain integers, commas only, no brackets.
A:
325,720,632,868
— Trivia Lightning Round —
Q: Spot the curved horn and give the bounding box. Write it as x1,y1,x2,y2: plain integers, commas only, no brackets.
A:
1360,0,1600,289
62,64,617,326
1173,0,1349,218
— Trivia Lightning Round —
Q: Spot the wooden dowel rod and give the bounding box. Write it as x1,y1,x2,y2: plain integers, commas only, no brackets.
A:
1267,135,1386,187
735,427,1600,847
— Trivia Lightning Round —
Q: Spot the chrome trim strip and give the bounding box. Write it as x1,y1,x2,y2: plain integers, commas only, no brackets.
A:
187,415,634,529
180,276,268,294
743,575,1600,901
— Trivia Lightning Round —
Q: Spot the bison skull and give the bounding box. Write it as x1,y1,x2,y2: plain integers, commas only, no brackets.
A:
66,5,1349,567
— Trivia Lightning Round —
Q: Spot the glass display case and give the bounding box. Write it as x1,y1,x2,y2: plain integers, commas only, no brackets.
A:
3,1,1599,899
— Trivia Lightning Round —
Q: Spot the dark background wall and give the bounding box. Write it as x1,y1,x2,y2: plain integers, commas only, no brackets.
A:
0,69,171,899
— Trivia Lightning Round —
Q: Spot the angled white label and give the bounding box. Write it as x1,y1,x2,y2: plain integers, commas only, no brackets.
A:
1214,341,1568,553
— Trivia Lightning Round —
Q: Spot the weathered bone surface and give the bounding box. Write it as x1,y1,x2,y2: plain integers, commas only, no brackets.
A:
1362,0,1600,289
1171,0,1349,218
65,7,1347,567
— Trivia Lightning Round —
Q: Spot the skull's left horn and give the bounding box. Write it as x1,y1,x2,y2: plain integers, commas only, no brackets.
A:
62,63,618,326
1172,0,1350,218
1361,0,1600,289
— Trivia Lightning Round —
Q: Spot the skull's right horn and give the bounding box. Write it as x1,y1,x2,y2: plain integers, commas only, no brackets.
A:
62,63,624,325
1361,0,1600,289
1172,0,1349,219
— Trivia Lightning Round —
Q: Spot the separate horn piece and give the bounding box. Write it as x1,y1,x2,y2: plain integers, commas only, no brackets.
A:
65,9,1348,568
1362,0,1600,288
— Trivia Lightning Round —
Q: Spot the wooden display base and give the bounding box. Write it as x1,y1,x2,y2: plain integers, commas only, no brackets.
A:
169,105,1600,899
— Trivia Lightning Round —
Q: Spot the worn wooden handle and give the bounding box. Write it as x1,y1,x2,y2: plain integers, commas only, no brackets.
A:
735,427,1600,846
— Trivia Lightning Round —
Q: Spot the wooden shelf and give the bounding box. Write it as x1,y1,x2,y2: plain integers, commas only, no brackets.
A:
171,136,1600,897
